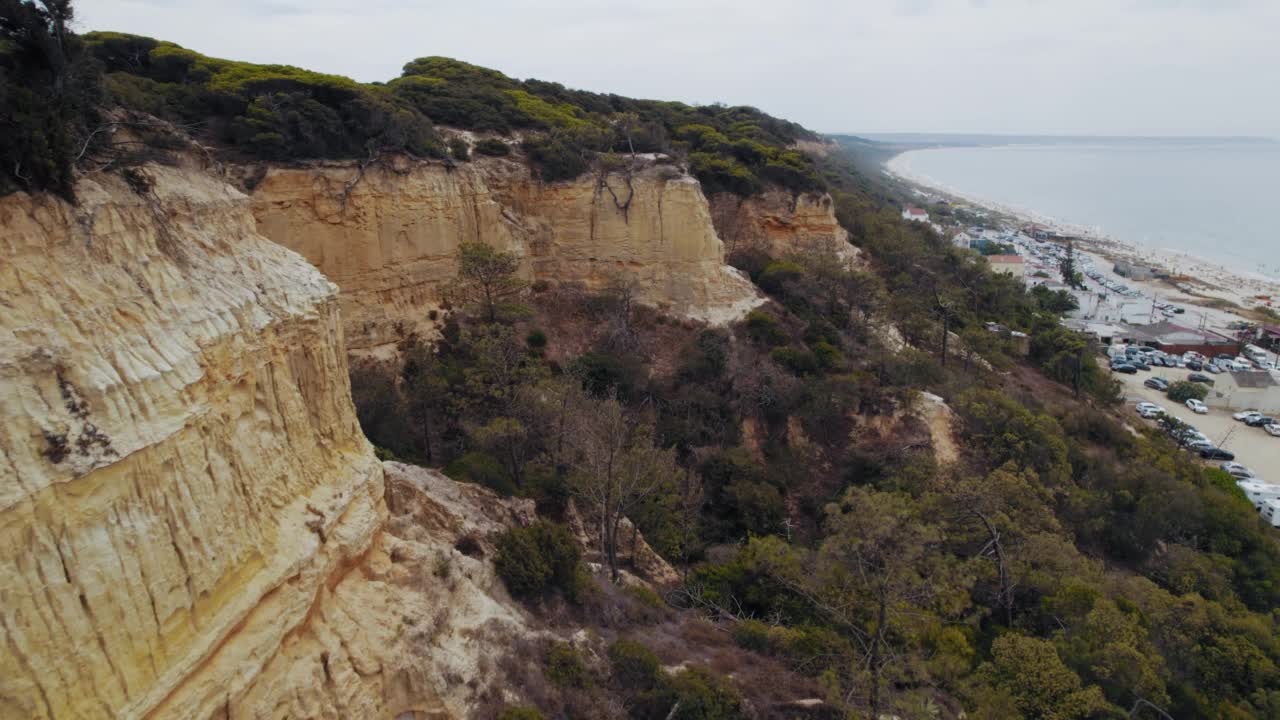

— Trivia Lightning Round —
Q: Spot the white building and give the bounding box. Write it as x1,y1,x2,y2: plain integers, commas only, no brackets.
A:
986,254,1026,282
951,231,973,249
902,207,929,223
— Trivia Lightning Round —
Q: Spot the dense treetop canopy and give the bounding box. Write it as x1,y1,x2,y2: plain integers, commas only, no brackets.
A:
1,22,826,195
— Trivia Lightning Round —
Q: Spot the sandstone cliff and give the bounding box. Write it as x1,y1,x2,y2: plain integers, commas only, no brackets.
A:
247,157,761,353
709,189,859,264
0,165,530,719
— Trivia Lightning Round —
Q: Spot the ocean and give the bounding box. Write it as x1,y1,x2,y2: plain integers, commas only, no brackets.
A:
889,141,1280,282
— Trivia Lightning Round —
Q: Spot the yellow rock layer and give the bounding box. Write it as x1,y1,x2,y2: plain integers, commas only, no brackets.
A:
709,189,859,263
0,164,385,719
248,158,761,351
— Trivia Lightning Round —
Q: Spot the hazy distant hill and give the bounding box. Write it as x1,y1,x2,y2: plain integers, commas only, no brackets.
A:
844,132,1279,147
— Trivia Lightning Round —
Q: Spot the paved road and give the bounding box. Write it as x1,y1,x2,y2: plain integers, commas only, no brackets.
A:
1113,368,1280,484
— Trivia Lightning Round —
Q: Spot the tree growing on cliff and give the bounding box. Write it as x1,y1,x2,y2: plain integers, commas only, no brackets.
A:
1,0,103,200
565,393,676,583
448,241,529,322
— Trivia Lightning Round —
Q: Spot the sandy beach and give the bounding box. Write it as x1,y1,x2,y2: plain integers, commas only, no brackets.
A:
885,150,1280,319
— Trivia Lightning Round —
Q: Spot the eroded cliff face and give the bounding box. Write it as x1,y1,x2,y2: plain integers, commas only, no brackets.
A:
0,165,530,719
247,158,761,353
710,189,859,264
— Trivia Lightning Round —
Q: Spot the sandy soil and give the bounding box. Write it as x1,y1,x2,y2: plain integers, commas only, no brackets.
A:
1113,369,1280,483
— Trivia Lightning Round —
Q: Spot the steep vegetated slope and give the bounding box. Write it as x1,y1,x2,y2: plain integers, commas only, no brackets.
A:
4,6,1280,720
71,33,849,350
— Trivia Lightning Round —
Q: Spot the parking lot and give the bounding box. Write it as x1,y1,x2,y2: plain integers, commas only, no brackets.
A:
1113,368,1280,483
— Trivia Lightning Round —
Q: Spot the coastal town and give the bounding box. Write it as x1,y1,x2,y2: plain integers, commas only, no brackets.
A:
900,199,1280,529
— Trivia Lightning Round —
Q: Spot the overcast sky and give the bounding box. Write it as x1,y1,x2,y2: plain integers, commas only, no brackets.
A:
76,0,1279,138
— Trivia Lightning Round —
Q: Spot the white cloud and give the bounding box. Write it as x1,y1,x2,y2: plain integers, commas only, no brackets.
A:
74,0,1280,137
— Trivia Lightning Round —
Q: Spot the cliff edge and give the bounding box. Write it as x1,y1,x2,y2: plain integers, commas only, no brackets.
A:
247,156,763,352
0,164,529,719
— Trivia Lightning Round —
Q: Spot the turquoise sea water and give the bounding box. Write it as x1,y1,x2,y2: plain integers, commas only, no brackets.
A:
894,142,1280,281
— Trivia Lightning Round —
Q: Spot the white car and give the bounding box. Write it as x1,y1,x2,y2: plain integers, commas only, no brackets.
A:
1185,399,1209,414
1136,403,1166,419
1235,410,1263,422
1267,424,1280,438
1221,462,1254,478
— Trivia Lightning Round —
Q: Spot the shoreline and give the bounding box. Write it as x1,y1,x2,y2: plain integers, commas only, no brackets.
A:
884,150,1280,318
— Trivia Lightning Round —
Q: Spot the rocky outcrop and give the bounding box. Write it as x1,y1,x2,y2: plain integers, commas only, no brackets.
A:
248,158,761,353
709,190,859,264
225,462,537,719
0,165,531,719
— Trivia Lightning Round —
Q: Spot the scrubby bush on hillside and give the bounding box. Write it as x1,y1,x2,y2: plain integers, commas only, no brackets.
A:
545,642,592,688
474,137,511,156
494,521,582,602
608,639,661,690
522,133,591,182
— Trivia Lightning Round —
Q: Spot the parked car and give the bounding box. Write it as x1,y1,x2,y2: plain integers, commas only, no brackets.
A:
1245,415,1277,427
1266,424,1280,438
1173,428,1208,445
1234,410,1263,421
1185,360,1204,371
1188,439,1216,452
1145,377,1170,391
1111,363,1138,374
1200,447,1236,461
1187,373,1214,385
1220,462,1254,478
1186,399,1209,414
1135,402,1166,418
1132,359,1151,371
1205,364,1223,374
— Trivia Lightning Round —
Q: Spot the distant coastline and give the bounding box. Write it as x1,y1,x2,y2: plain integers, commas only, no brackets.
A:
883,147,1280,317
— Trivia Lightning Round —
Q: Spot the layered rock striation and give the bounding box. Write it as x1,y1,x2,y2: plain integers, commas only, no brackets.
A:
247,157,762,352
0,164,528,719
709,189,859,264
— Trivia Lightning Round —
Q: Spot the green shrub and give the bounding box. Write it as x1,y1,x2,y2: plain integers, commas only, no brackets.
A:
626,584,667,610
494,521,582,601
609,639,662,690
731,619,771,652
688,152,760,196
497,707,544,720
526,328,548,350
745,311,787,347
811,341,845,371
665,667,746,720
474,137,512,156
523,133,590,182
1167,380,1208,403
770,346,818,376
447,137,469,160
757,261,804,295
444,450,513,495
546,642,591,688
571,351,645,400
